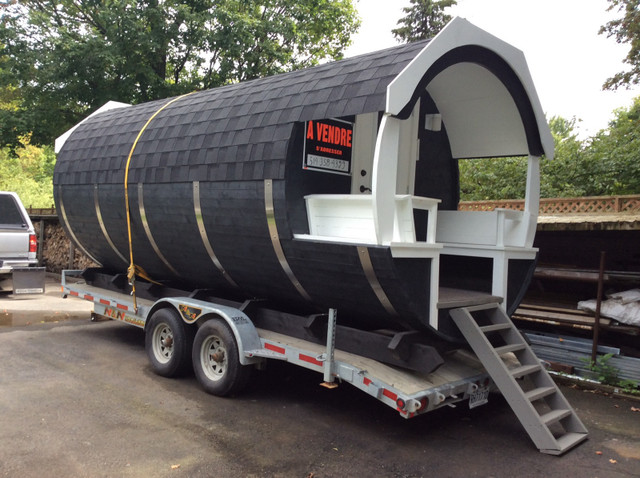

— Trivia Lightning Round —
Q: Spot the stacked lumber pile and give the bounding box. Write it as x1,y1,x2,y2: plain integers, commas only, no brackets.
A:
514,302,639,336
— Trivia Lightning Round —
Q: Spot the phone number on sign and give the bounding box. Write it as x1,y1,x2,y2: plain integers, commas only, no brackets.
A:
306,154,349,173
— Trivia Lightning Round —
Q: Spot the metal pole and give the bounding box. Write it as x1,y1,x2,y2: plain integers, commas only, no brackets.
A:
323,308,337,384
590,251,606,364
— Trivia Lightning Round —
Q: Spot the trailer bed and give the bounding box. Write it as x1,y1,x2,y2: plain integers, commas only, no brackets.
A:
259,328,498,394
62,270,513,418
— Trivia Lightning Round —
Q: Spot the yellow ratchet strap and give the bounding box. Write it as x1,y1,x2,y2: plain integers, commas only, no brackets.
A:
123,91,195,311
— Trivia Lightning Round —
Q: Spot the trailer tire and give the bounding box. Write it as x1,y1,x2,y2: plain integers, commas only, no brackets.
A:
145,308,194,377
192,319,251,396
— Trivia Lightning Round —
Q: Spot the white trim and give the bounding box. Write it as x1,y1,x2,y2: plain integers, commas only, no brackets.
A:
430,255,440,330
385,17,554,160
372,115,401,244
389,242,442,258
55,101,131,153
523,155,541,248
351,113,378,194
396,99,420,195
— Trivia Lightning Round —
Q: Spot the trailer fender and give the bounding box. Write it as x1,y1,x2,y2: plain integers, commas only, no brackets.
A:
149,298,263,365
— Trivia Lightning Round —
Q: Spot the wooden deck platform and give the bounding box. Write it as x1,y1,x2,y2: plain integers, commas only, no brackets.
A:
437,287,502,309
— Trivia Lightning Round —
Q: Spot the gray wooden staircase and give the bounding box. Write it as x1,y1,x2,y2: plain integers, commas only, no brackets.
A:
450,303,588,455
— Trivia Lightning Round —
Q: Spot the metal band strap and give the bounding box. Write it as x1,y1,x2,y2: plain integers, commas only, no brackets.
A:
137,183,181,277
264,179,312,302
193,181,239,288
94,184,128,265
58,194,101,265
357,246,398,316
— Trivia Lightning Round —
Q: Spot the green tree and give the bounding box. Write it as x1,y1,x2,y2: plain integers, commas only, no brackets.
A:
459,116,586,201
0,39,27,148
0,135,56,208
0,0,360,146
539,116,586,198
459,156,528,201
580,97,640,195
458,104,640,202
392,0,457,43
600,0,640,89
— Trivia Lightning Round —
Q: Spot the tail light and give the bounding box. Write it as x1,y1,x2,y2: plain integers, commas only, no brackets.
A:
29,234,37,253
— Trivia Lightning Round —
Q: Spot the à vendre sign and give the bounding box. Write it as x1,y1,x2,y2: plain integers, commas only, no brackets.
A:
303,118,353,176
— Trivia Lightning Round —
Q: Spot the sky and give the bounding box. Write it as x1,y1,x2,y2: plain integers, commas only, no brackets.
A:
345,0,640,139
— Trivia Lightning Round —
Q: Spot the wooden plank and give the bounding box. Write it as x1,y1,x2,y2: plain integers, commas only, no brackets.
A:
534,268,609,283
514,307,611,326
547,361,574,374
602,324,640,336
519,302,592,317
514,315,594,331
437,287,502,309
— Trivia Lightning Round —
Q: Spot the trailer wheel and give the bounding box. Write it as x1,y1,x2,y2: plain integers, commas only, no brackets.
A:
192,319,251,396
145,308,194,377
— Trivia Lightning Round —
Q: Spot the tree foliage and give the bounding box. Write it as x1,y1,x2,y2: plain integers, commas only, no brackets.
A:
392,0,456,43
539,116,586,198
459,156,528,201
459,102,640,201
600,0,640,90
581,96,640,195
0,0,360,146
458,117,580,201
0,36,26,148
0,135,55,208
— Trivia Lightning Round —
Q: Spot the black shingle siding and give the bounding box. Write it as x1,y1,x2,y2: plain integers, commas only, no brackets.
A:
54,40,441,332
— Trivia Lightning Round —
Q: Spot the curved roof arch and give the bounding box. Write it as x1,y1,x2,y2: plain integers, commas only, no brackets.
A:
387,17,554,160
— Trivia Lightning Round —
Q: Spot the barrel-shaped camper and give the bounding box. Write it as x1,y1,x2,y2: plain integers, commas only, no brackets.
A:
54,18,554,342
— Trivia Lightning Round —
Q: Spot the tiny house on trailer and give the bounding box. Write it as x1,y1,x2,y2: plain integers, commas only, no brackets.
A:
55,18,587,454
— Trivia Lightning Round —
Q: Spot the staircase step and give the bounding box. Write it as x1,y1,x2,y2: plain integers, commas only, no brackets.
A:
479,323,512,333
510,363,541,378
525,386,556,402
540,408,572,426
449,305,588,454
542,432,589,456
495,343,526,355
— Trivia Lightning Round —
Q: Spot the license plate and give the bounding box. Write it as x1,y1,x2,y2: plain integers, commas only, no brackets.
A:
469,386,490,409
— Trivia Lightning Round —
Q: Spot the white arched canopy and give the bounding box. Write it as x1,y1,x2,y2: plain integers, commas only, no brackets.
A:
427,62,529,159
385,17,553,160
372,17,553,245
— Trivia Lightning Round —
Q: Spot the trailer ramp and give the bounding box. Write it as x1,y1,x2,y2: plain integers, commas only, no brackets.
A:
450,303,588,455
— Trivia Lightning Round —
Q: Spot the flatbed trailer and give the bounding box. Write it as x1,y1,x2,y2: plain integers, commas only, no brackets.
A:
62,269,587,454
61,269,499,416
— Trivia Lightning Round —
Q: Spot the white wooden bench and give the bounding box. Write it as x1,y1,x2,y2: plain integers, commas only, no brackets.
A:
295,194,441,254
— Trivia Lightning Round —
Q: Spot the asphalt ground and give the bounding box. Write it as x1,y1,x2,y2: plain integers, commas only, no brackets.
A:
0,275,94,327
0,278,639,477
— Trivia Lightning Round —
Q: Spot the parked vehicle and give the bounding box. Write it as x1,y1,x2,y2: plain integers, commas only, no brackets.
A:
56,18,588,454
0,191,39,292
